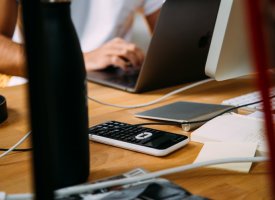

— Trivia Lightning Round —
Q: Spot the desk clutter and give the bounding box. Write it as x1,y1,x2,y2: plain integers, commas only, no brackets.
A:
0,76,271,199
191,113,267,154
192,113,267,172
58,168,209,200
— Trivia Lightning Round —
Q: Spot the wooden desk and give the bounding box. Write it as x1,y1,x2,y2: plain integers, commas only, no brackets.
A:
0,77,272,199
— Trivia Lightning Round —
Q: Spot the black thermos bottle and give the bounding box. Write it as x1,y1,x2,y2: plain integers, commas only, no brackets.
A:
21,0,90,199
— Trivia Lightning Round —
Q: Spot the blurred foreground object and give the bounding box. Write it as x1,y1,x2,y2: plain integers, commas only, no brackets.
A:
21,0,90,199
245,0,275,196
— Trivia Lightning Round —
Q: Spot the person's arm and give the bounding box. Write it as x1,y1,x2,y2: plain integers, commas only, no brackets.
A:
144,9,161,33
84,4,162,72
0,0,26,77
0,0,17,37
0,35,25,76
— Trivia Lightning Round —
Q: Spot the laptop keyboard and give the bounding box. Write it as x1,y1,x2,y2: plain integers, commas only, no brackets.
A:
222,87,275,111
108,72,138,88
87,66,139,89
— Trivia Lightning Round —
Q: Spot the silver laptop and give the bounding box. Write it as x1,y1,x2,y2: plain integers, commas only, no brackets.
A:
86,0,221,93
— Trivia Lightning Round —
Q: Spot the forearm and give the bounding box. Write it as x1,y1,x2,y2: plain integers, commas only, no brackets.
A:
0,34,26,77
145,9,161,34
0,0,17,37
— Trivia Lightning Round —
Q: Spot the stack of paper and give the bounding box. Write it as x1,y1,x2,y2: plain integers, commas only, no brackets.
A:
191,113,267,154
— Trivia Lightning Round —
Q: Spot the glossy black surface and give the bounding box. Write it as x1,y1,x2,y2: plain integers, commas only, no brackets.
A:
89,121,188,150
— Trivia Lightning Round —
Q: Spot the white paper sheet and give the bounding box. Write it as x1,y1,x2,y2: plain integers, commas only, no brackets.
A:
191,113,267,154
194,142,258,172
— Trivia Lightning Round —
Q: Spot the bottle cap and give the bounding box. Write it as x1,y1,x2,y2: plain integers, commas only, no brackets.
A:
0,95,8,124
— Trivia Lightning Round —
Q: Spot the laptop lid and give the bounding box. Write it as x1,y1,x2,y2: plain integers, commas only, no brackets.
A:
134,0,221,92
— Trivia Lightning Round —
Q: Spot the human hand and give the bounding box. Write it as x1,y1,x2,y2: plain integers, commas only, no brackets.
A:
84,38,145,71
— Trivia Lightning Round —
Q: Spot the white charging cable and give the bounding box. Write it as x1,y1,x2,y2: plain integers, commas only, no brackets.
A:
5,156,268,200
87,78,214,109
0,131,31,159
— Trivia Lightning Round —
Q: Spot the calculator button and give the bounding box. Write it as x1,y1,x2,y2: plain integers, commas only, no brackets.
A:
135,132,153,140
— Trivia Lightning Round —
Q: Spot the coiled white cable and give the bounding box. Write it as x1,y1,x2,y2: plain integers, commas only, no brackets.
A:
87,78,214,109
5,156,268,200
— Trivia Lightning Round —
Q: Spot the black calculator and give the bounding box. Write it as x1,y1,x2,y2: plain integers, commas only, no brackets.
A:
89,121,189,156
